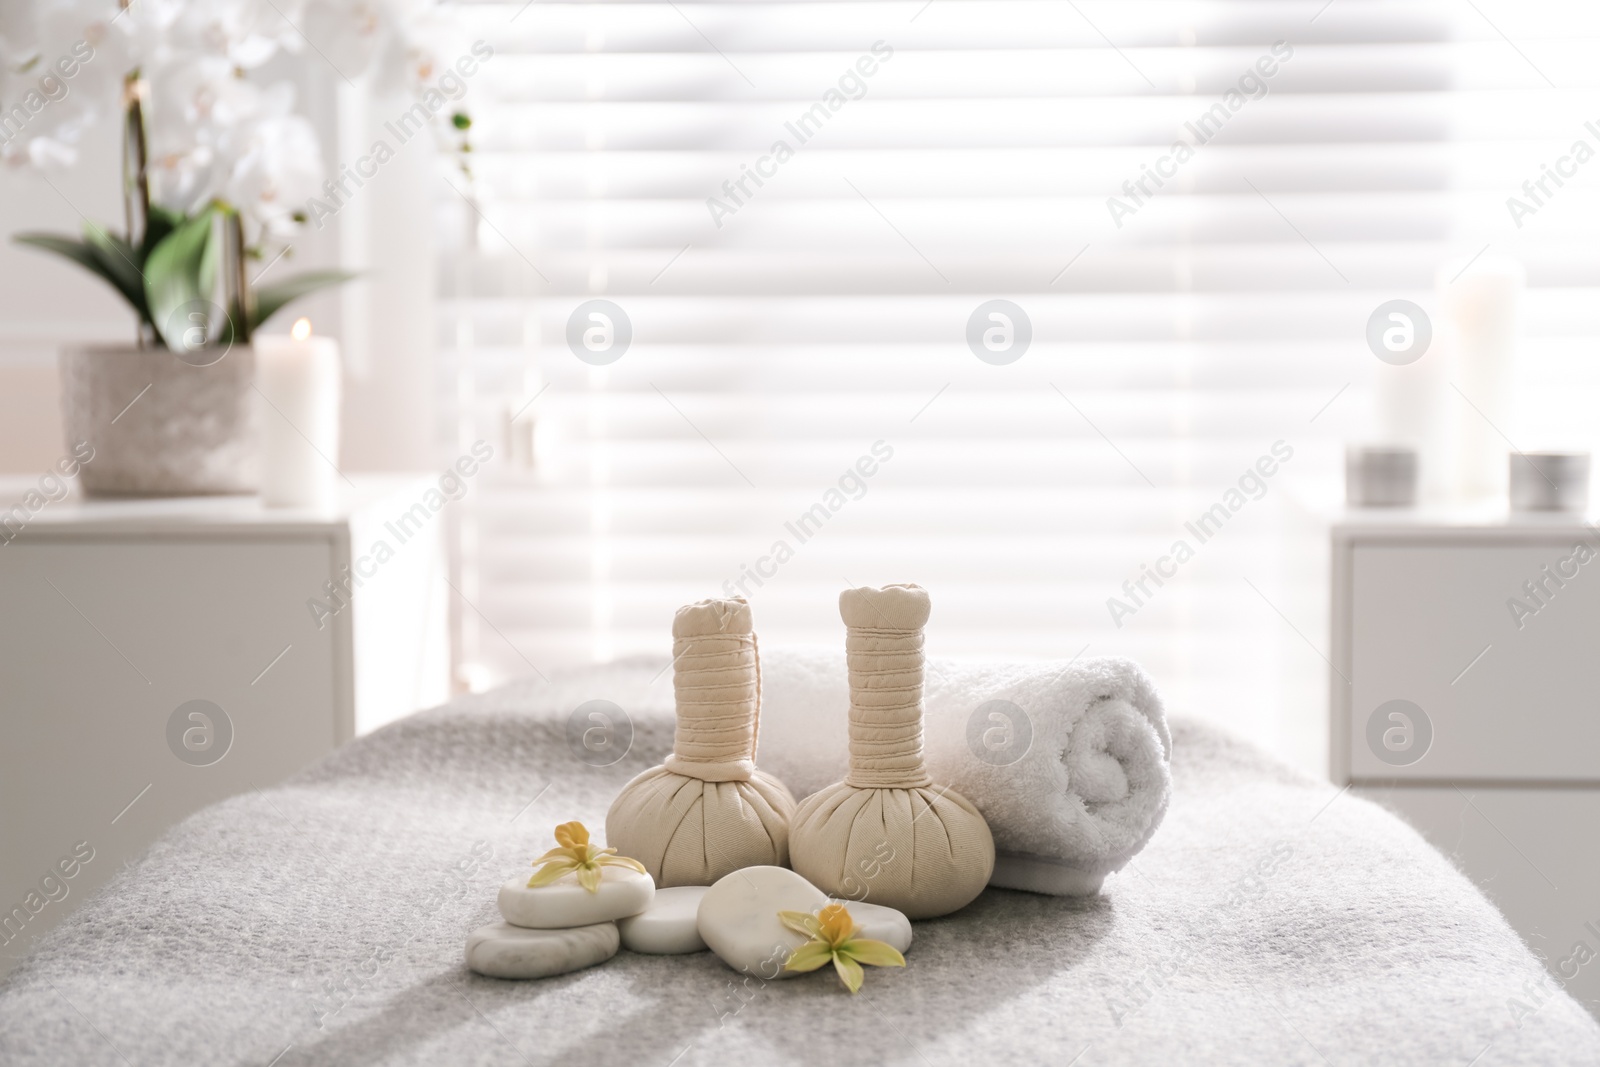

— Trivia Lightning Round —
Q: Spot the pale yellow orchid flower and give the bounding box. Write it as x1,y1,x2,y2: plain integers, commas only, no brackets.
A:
778,901,906,993
527,821,648,894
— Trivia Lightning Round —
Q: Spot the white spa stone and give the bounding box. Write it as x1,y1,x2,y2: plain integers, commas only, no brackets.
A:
617,885,710,954
697,865,828,979
465,921,619,980
843,900,913,954
497,866,654,929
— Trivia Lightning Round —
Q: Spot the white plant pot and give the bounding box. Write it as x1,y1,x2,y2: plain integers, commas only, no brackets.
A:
58,343,258,496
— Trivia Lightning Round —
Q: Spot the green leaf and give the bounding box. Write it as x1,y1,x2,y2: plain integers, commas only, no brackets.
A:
832,952,865,993
782,942,834,974
15,232,106,276
252,269,359,331
840,939,906,969
14,232,148,321
526,859,578,889
141,204,183,262
144,208,221,353
81,223,147,316
777,910,823,940
198,220,221,308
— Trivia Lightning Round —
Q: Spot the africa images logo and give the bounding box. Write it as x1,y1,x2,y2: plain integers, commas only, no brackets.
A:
1365,699,1432,768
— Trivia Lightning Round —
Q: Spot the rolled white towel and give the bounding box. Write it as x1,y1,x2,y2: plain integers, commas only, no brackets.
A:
758,646,1171,896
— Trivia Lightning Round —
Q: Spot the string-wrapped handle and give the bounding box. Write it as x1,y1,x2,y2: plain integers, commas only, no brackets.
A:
840,584,933,789
790,582,994,917
664,597,760,782
606,596,794,886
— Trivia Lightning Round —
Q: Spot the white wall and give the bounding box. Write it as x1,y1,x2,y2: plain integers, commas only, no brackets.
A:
0,121,128,471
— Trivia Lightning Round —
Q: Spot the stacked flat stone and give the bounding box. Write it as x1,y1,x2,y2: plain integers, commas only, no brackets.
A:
617,886,711,955
466,863,656,980
469,860,916,980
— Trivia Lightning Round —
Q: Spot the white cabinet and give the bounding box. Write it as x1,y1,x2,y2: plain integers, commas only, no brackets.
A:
1331,512,1600,1017
1331,518,1593,783
0,479,450,975
1345,541,1600,782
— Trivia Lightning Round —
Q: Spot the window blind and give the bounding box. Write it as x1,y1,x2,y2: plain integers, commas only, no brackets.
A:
434,0,1600,774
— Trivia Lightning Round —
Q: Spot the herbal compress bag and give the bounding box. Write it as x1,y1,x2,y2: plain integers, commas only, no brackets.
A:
605,597,796,886
789,584,995,919
757,650,1171,897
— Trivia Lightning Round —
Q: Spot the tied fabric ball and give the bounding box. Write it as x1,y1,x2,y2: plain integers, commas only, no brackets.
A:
606,597,796,886
789,584,994,919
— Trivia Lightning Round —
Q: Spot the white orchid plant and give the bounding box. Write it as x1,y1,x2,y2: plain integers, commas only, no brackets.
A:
2,0,472,351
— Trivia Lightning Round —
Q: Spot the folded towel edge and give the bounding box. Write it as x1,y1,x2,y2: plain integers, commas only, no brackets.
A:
988,851,1108,896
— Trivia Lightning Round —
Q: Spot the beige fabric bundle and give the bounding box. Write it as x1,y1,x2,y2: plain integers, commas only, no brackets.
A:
605,597,796,886
789,584,995,919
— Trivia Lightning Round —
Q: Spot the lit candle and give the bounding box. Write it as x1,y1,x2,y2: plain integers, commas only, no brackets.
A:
254,318,342,509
